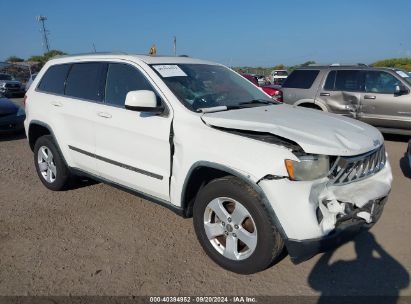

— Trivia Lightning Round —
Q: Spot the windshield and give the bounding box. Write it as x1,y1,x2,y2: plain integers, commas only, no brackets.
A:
151,64,273,111
0,74,12,81
395,70,411,85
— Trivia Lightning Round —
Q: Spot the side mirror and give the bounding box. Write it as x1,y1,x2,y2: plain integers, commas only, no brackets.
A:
125,90,164,114
395,84,408,95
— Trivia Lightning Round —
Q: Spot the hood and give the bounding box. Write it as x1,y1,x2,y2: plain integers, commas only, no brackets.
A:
0,97,19,115
201,104,383,156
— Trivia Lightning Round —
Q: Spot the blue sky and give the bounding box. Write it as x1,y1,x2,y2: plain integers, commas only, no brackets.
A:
1,0,410,66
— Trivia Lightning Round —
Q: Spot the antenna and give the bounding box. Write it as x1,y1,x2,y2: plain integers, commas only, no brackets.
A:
92,43,97,53
173,36,177,56
36,15,50,52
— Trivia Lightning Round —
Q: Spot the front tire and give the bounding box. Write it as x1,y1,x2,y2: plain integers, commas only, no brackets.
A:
193,176,284,274
33,135,71,191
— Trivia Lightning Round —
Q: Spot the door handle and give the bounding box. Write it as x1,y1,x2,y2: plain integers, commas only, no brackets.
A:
364,95,376,100
97,112,112,118
51,101,62,107
320,92,330,96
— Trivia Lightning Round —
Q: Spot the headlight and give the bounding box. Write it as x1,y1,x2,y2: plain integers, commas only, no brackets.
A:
16,107,25,117
285,155,330,181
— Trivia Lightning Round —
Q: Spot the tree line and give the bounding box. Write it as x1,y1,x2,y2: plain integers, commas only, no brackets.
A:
4,52,411,74
4,50,67,63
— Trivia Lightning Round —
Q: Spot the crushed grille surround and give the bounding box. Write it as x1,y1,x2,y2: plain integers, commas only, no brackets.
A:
328,145,386,185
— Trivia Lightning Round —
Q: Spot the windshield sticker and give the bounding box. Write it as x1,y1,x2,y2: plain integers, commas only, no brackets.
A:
153,65,187,77
396,70,409,78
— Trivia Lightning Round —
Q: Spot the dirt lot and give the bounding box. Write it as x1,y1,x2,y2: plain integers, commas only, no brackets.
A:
0,99,410,297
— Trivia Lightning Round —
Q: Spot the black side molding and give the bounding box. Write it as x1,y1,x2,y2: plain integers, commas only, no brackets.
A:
68,145,163,180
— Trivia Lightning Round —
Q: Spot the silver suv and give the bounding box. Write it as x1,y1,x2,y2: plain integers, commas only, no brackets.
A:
282,65,411,135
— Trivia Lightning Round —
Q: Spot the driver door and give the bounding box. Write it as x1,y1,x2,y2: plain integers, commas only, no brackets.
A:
94,62,173,201
359,70,411,129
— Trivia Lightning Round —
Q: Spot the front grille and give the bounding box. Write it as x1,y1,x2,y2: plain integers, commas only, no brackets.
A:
5,83,20,88
328,145,386,185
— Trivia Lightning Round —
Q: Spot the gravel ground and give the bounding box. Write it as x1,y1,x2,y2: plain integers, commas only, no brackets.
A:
0,99,410,297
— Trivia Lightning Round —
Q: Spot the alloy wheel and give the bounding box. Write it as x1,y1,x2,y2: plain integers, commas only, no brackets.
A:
203,197,257,260
37,146,57,183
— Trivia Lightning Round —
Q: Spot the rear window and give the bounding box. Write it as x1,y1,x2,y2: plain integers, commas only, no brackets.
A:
334,70,363,92
282,70,319,89
324,70,336,90
65,63,106,101
37,64,70,94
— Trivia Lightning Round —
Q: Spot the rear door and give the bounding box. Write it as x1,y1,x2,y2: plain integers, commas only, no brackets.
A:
359,70,411,129
44,62,106,175
316,69,363,116
94,62,172,201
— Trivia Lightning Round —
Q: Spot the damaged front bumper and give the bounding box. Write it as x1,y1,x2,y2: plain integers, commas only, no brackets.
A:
285,195,388,263
258,159,392,264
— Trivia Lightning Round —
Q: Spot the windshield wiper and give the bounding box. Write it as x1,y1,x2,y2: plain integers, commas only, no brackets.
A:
197,106,229,113
238,99,277,106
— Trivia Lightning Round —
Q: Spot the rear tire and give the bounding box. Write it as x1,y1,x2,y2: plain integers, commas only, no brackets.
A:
193,176,284,274
33,135,71,191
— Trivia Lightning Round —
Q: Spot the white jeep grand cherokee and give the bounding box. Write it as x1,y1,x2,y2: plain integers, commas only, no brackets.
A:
24,53,392,274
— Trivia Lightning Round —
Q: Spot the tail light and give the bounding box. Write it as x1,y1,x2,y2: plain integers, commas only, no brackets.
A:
274,90,283,102
23,95,27,107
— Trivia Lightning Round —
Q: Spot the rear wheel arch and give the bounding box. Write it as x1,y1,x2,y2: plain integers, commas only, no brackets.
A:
28,121,69,167
297,102,325,111
28,121,52,151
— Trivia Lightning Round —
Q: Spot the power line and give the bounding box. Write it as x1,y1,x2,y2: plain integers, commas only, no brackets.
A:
36,15,50,52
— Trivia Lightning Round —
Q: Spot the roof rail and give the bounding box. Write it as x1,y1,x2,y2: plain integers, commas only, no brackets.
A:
53,52,130,59
328,63,369,67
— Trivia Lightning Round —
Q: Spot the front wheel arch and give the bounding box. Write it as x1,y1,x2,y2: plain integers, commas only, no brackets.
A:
181,161,288,240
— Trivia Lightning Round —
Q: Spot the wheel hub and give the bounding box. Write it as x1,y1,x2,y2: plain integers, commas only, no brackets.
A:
203,197,258,261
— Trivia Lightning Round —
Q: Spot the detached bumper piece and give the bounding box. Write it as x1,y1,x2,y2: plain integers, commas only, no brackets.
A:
285,196,387,264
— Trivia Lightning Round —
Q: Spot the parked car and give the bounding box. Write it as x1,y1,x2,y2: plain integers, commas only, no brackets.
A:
24,54,392,274
282,65,411,135
240,73,259,86
0,93,25,133
25,73,38,91
270,70,288,85
256,74,268,86
0,73,25,97
241,73,283,101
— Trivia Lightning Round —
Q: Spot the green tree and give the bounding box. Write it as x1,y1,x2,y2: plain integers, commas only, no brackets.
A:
27,50,67,63
288,60,316,72
43,50,67,61
372,58,411,72
6,56,24,63
273,64,285,70
27,55,45,62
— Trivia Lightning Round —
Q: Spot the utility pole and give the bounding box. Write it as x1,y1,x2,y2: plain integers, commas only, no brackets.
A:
36,15,50,52
173,36,177,56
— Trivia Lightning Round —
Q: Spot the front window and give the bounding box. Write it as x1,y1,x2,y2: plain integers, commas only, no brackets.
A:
365,71,401,94
273,71,288,76
150,64,272,111
105,63,154,107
